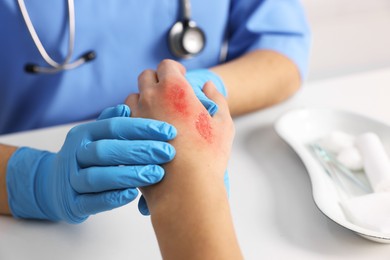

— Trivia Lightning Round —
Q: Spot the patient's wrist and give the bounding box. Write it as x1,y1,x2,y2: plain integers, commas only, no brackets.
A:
149,181,229,228
144,164,227,216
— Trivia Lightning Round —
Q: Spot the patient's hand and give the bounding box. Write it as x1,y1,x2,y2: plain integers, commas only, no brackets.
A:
125,60,241,259
125,59,234,210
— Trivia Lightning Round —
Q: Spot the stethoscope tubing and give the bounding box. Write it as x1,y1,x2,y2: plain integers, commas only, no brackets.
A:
17,0,76,69
18,0,204,73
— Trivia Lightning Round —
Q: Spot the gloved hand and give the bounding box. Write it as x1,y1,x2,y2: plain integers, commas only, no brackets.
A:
6,104,177,223
137,69,230,216
186,69,228,116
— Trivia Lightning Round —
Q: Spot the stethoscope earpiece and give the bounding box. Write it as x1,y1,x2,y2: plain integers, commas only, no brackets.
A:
168,19,205,59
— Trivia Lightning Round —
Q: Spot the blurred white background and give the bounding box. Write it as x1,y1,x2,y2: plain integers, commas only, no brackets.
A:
302,0,390,80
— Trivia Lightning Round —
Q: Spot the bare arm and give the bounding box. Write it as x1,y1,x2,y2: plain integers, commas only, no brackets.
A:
126,60,242,259
211,50,301,116
0,144,16,214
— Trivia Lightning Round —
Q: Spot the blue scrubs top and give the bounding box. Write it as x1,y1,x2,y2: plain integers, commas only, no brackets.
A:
0,0,310,134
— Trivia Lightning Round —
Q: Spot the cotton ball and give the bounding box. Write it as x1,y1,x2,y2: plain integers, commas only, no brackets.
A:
337,146,364,171
319,131,355,154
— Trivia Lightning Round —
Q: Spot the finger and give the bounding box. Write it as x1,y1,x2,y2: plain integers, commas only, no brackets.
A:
138,195,150,216
186,72,219,116
156,59,186,82
185,69,228,97
124,94,139,112
71,165,165,193
76,117,177,141
202,81,230,116
138,69,158,92
77,139,176,167
191,86,218,116
97,104,130,120
76,188,139,216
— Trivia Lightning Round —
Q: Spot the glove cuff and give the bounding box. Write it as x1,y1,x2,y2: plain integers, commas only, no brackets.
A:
185,69,228,97
6,147,53,220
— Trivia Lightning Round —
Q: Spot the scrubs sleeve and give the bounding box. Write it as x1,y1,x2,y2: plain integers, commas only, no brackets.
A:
227,0,311,79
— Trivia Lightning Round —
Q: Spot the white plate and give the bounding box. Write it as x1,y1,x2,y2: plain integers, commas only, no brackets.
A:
274,108,390,243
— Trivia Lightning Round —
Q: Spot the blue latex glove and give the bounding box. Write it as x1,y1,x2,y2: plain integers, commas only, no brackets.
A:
186,69,228,116
138,69,230,216
6,104,177,223
97,103,131,119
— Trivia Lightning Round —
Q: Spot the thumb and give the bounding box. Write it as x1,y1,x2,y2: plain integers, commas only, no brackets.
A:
97,104,130,120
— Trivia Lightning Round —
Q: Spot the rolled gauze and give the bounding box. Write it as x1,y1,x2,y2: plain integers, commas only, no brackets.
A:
340,193,390,233
355,132,390,192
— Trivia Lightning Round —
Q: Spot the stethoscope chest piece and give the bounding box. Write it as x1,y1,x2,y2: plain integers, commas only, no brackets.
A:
168,19,206,59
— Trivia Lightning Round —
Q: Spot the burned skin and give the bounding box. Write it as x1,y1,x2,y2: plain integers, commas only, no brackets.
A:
165,83,213,143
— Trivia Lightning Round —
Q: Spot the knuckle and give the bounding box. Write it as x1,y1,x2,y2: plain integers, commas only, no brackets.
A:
67,125,81,138
93,141,107,160
70,172,82,191
159,59,176,68
139,89,156,107
140,86,154,98
124,93,138,107
81,169,95,188
105,118,121,137
138,69,154,81
159,76,184,90
71,169,94,192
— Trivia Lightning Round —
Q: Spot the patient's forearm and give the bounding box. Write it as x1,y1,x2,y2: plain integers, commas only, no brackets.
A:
144,112,241,259
146,162,242,260
211,50,301,116
0,144,17,215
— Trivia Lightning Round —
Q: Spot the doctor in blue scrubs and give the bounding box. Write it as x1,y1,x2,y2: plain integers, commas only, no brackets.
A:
0,0,310,223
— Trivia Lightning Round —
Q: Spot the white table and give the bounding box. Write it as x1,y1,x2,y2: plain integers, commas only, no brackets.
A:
1,68,390,259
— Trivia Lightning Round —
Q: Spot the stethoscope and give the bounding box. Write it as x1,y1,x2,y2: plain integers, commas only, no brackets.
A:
18,0,206,74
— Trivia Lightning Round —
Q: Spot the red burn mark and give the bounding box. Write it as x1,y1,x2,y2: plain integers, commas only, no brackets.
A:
167,85,187,114
195,112,213,143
